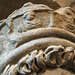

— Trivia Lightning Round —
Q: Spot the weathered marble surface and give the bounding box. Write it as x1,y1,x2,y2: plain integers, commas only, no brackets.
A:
0,2,75,75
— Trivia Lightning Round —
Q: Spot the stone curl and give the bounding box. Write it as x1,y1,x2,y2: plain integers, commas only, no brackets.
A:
2,45,75,75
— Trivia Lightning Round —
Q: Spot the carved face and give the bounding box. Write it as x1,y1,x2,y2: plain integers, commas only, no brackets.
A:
0,2,75,75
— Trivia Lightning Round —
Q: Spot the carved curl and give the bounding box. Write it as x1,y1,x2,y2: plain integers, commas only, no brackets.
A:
2,45,75,75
